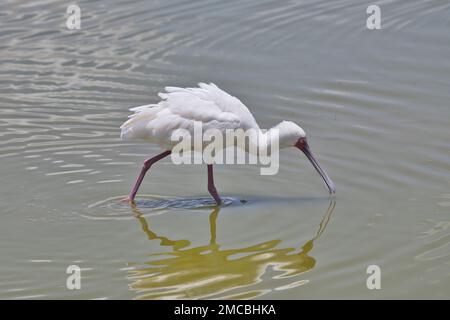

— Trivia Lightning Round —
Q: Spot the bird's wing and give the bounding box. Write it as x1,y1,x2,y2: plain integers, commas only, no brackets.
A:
120,83,252,145
165,83,259,130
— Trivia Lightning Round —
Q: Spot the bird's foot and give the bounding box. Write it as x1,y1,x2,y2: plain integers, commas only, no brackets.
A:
120,197,136,206
213,197,222,206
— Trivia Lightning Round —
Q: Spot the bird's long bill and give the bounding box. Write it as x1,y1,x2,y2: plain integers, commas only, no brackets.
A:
297,141,336,194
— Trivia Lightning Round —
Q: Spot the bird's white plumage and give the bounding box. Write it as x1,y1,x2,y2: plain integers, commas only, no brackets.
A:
120,83,260,148
120,82,308,152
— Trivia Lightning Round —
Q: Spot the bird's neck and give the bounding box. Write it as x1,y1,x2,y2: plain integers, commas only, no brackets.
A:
245,126,286,154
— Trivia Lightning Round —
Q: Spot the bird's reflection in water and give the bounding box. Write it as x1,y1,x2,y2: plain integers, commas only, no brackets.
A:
127,201,335,300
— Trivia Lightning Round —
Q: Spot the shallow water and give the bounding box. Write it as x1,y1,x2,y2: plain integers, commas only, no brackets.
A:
1,0,449,299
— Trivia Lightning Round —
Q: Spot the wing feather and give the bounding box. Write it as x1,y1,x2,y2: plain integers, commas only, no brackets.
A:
120,83,257,146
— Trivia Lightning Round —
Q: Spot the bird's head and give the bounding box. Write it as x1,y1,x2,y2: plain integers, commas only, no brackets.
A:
276,121,306,147
276,121,336,194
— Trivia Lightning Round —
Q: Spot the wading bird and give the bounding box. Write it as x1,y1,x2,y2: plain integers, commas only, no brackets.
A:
120,83,335,205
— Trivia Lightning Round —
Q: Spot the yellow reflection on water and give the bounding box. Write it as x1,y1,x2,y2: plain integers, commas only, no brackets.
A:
127,201,335,300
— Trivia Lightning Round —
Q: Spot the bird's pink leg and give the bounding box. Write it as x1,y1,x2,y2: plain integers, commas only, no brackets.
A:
207,164,222,205
125,150,171,202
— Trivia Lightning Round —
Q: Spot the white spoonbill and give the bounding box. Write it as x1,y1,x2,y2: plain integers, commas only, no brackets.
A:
120,83,335,205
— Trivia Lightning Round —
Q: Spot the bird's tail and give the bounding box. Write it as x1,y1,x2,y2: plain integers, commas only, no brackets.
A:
120,104,160,140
